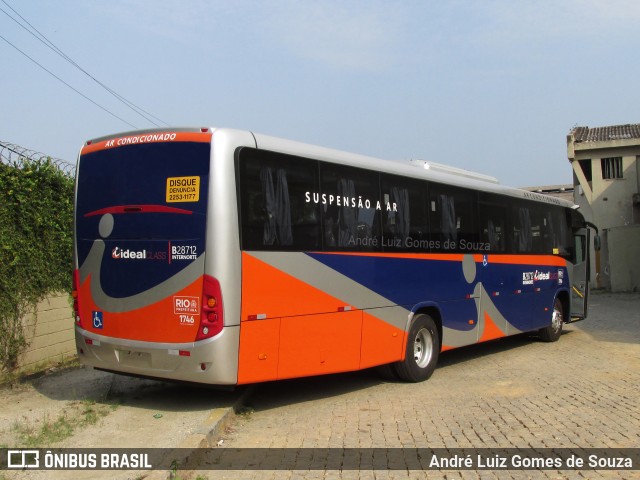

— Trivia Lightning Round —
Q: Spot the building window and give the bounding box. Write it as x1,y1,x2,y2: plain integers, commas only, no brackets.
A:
601,157,623,179
578,159,592,182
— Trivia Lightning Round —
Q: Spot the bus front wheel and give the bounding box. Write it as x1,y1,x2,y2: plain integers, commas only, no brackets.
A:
394,314,440,382
538,297,563,342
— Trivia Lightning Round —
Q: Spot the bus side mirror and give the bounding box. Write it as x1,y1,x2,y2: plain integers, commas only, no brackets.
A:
593,234,601,251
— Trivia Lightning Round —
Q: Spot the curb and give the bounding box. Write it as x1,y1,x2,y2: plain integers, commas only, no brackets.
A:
144,385,255,480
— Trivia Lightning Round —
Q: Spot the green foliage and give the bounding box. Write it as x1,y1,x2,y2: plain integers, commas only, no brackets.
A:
10,400,117,447
0,158,74,371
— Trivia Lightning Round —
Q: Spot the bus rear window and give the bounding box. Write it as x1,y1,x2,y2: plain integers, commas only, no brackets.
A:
76,142,210,242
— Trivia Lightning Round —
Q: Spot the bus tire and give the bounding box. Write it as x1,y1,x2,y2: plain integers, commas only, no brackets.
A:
393,314,439,382
376,363,401,381
539,297,563,342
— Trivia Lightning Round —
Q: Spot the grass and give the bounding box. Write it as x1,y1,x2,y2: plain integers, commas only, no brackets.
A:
0,356,81,387
1,356,119,447
235,404,254,417
169,473,209,480
9,399,118,447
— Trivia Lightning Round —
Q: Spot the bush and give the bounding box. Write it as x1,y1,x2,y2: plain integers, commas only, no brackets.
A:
0,158,74,371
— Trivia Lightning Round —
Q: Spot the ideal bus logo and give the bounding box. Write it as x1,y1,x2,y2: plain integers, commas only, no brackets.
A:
111,247,167,261
112,247,146,259
522,270,561,285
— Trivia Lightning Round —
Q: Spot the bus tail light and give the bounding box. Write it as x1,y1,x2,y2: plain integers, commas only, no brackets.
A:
72,269,83,327
197,275,223,341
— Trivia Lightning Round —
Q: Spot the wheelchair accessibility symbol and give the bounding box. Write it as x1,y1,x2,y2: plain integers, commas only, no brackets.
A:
92,311,104,329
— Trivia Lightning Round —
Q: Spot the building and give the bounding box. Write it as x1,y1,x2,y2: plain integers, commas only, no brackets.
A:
567,123,640,292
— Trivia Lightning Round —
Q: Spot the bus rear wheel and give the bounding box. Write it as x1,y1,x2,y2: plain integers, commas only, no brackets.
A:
539,297,563,342
393,314,440,382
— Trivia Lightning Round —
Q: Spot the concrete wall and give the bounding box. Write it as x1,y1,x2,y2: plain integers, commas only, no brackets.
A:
18,293,76,372
607,225,640,292
593,153,639,228
569,135,640,290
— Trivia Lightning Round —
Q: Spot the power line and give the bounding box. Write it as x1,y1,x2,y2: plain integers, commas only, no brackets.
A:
0,0,170,128
0,32,138,129
0,0,166,127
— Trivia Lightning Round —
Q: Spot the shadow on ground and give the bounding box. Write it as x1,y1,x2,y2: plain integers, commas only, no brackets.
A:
27,365,240,413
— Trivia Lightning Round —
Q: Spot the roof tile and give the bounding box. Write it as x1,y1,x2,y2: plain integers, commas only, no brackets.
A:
571,123,640,142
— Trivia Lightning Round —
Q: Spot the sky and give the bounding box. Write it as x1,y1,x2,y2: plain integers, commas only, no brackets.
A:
1,0,639,187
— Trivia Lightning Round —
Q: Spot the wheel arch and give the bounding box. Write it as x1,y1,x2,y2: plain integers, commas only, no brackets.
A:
555,288,570,322
410,302,443,352
394,306,442,382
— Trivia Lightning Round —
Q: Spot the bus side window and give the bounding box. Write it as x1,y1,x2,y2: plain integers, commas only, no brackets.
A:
478,194,506,253
429,185,476,252
320,164,381,251
238,148,321,251
380,174,428,252
259,166,293,246
529,206,546,253
513,205,533,253
557,209,572,257
546,207,572,257
573,234,586,265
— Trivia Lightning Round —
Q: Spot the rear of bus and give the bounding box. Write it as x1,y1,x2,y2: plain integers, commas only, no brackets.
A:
73,129,236,384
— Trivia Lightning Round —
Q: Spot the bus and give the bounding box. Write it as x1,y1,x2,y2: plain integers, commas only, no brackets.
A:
72,127,594,385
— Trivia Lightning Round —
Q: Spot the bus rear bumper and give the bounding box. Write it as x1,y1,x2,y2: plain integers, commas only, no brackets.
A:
74,325,240,385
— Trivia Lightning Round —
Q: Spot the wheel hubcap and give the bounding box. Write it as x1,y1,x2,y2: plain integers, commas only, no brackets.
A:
413,328,433,368
552,303,563,332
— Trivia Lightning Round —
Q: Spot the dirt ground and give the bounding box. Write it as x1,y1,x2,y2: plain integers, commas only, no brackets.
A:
0,363,240,479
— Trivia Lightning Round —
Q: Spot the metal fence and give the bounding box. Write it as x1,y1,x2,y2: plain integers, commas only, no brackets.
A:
0,141,75,177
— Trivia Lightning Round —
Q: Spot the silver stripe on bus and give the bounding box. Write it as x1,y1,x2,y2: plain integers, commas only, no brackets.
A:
248,251,411,331
249,251,522,348
79,238,205,313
